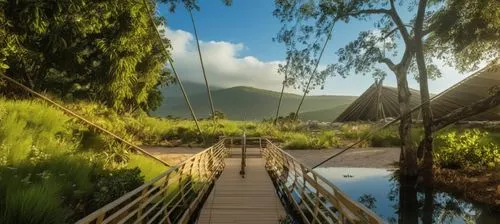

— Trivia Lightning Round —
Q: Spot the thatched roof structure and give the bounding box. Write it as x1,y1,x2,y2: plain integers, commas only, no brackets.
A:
334,81,422,122
335,59,500,122
430,60,500,121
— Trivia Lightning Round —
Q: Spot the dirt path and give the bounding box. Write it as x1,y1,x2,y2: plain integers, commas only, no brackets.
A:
142,146,205,165
143,146,400,168
285,147,400,168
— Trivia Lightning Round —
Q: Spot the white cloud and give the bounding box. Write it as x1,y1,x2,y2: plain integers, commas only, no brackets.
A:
164,27,292,92
162,27,487,97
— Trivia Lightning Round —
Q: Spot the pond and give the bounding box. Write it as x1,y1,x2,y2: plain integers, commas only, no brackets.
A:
314,167,499,224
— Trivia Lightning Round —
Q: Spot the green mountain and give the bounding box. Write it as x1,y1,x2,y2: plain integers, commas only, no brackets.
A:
299,104,352,122
160,81,223,97
153,84,357,121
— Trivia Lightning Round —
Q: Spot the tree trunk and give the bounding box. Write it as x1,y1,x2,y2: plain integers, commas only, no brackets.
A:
413,0,434,186
396,72,418,177
415,37,434,186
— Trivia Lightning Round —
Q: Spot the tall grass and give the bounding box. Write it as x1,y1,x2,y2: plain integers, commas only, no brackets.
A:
0,99,168,222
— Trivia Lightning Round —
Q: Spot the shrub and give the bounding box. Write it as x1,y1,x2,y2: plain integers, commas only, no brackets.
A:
434,129,500,169
337,122,373,140
283,133,312,149
369,128,400,147
91,167,144,209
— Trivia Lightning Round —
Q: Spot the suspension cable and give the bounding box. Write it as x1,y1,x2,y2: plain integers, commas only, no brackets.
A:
294,24,335,120
141,0,204,139
0,73,170,167
189,9,217,131
311,62,497,169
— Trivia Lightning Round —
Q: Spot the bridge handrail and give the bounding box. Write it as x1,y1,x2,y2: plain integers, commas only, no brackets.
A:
263,138,383,224
75,139,228,224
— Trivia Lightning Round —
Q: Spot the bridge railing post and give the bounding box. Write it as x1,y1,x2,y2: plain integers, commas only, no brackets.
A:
239,133,246,178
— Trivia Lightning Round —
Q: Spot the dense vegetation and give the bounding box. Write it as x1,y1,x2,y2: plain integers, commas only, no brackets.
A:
0,99,166,223
0,0,172,112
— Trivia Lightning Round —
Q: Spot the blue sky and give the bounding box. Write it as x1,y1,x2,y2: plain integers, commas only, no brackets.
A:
158,0,471,96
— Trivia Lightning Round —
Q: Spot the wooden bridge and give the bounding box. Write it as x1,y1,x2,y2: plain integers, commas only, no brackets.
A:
76,137,382,224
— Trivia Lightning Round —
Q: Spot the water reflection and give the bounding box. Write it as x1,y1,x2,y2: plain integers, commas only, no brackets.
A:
314,167,499,224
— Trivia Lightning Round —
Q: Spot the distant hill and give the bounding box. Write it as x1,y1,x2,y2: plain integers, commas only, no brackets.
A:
299,104,352,122
153,84,357,121
160,81,223,97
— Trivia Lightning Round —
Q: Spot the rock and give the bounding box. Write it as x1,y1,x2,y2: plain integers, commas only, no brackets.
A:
497,185,500,194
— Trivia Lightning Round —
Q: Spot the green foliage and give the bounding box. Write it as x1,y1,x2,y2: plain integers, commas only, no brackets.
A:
211,110,226,120
429,0,500,71
91,168,144,209
369,127,401,147
0,182,66,224
0,0,171,112
0,99,72,165
0,99,165,222
434,129,500,169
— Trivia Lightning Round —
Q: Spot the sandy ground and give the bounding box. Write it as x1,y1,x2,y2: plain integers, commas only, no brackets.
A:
285,148,400,168
143,146,400,168
142,146,206,165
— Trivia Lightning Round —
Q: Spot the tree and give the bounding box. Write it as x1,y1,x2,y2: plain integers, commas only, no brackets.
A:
417,0,500,184
428,0,500,72
274,0,445,177
210,110,226,120
0,0,173,112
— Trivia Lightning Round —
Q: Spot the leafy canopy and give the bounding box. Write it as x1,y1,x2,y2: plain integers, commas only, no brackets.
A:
0,0,172,112
428,0,500,72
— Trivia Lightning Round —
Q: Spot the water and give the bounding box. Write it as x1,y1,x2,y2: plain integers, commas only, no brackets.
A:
314,167,499,224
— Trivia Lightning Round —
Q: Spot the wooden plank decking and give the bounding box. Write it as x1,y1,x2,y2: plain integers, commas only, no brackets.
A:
197,148,286,224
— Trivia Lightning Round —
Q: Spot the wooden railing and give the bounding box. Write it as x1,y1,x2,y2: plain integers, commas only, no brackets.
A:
76,139,228,224
262,139,383,224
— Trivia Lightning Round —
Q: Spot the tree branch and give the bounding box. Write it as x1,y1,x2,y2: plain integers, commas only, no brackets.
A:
354,8,391,15
379,57,396,70
389,0,411,45
414,0,427,36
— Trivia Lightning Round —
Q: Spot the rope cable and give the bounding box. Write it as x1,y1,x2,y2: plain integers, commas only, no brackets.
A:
189,9,217,131
294,24,335,120
0,73,170,167
141,0,204,140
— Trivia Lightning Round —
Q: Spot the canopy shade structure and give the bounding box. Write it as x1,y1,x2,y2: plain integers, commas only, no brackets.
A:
430,59,500,121
334,81,422,122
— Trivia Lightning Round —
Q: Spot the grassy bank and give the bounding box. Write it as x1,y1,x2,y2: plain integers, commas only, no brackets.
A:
0,99,166,223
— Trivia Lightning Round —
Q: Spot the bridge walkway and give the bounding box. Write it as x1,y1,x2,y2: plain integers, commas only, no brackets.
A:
197,148,286,224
